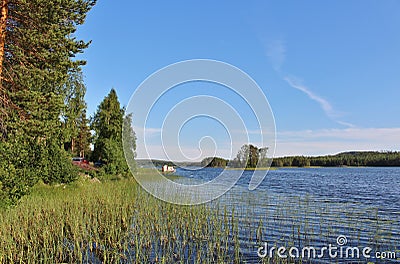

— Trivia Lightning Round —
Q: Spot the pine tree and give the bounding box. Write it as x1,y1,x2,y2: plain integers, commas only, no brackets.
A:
0,0,96,205
2,0,95,135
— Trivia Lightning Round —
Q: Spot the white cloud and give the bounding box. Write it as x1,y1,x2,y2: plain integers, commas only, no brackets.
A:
335,120,356,128
135,127,400,160
133,126,161,138
284,76,333,115
284,76,355,128
275,127,400,156
264,38,354,128
266,39,286,71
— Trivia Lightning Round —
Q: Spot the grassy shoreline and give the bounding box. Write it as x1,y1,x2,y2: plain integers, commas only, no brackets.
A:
0,171,239,263
1,169,396,263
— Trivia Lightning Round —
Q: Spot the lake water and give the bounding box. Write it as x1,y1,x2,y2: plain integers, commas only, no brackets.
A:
174,167,400,263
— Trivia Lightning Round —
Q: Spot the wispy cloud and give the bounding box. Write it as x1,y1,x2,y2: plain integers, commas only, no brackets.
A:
275,127,400,156
278,127,400,141
284,76,333,115
265,39,286,71
264,38,354,128
336,120,356,128
138,127,400,159
283,75,354,127
134,127,162,138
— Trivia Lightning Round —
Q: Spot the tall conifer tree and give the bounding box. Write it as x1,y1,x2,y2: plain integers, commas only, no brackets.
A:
0,0,96,205
91,89,135,176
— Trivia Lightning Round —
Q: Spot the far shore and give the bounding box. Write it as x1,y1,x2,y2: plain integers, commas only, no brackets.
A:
225,167,277,171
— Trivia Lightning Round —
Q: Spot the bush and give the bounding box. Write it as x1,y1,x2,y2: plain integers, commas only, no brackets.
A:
0,138,78,206
97,138,129,176
0,167,36,207
42,141,78,184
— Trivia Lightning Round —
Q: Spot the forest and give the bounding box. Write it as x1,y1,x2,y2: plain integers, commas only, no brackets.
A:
201,146,400,168
0,0,398,208
271,151,400,167
0,0,136,206
201,157,229,168
201,144,269,168
0,2,398,263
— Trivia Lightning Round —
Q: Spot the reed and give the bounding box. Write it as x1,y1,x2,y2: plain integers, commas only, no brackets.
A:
0,171,242,263
0,169,397,263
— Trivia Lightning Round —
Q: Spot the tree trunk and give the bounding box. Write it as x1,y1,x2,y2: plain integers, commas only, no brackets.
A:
0,0,8,136
0,0,7,81
71,138,75,153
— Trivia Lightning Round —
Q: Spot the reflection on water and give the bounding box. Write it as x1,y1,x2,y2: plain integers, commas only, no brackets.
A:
174,167,400,263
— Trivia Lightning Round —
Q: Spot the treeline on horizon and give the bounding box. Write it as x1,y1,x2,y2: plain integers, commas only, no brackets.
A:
271,151,400,167
201,151,400,168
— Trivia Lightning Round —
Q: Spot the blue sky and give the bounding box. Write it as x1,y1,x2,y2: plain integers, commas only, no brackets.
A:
75,1,400,160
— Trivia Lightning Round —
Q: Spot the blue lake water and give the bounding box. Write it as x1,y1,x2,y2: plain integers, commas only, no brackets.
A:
174,167,400,263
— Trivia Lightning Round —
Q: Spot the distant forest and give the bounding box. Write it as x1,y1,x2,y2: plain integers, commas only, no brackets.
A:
138,151,400,169
199,151,400,168
271,151,400,167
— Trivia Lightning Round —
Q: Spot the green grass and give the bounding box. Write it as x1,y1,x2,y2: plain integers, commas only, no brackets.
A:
135,168,184,181
0,171,239,263
0,169,396,263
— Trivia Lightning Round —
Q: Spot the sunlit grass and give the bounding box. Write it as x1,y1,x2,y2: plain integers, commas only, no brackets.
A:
0,171,240,263
0,169,397,263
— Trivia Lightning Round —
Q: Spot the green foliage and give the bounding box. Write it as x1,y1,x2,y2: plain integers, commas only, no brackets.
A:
232,144,269,168
61,68,91,158
0,133,78,206
123,113,137,172
75,109,92,158
0,140,37,206
201,157,228,167
271,151,400,167
0,163,31,207
41,140,78,184
100,138,127,175
234,144,249,168
91,89,136,176
0,0,96,205
0,174,232,262
91,89,124,143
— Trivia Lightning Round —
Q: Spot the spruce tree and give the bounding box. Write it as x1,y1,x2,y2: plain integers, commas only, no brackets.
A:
91,89,135,176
